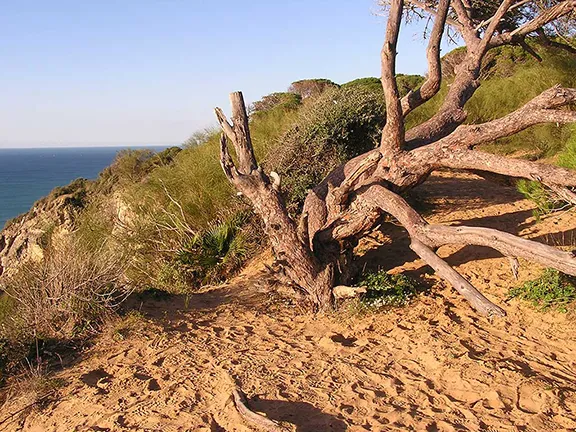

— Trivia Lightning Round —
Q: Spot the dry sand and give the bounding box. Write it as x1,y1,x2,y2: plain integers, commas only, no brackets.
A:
1,171,576,431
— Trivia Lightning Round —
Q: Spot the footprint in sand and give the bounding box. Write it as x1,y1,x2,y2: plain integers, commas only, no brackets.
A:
80,368,113,388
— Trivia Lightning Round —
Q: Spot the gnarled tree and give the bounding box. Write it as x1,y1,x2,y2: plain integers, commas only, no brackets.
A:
215,0,576,317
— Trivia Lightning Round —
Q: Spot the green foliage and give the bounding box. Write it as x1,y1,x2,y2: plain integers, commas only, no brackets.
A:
175,211,255,285
252,92,302,113
288,78,339,99
556,125,576,170
341,77,382,93
341,75,424,98
510,269,576,312
96,147,182,192
396,74,425,97
358,270,420,308
267,86,386,212
516,179,564,219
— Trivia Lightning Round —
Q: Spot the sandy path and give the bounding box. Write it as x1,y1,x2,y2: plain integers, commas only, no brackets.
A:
2,172,576,431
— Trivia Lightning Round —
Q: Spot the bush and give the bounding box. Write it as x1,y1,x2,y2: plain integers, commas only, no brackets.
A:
509,269,576,312
267,86,386,212
251,92,302,113
175,211,259,285
358,270,420,308
0,236,127,341
288,78,339,99
556,125,576,170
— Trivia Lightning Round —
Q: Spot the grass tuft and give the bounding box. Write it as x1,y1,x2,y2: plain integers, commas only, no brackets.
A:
358,270,421,309
509,269,576,312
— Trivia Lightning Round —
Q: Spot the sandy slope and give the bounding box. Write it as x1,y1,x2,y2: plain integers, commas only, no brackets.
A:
2,172,576,432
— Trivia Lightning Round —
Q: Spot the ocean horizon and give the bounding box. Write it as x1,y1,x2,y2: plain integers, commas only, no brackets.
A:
0,145,173,229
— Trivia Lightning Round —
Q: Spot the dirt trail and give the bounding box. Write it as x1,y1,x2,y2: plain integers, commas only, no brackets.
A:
2,172,576,431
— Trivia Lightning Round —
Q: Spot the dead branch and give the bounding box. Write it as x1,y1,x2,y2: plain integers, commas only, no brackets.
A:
232,388,290,432
410,240,506,316
431,149,576,187
380,0,406,154
216,92,335,309
491,0,576,47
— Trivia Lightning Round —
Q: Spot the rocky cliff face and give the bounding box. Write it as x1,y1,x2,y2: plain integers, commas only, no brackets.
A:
0,180,88,277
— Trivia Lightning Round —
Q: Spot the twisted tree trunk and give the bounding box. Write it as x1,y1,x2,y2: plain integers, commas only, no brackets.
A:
215,0,576,317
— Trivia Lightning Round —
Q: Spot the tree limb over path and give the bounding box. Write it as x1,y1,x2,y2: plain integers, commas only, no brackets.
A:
215,0,576,316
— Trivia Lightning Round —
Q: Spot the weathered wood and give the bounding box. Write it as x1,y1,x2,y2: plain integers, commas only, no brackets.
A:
216,92,334,310
410,239,506,317
400,0,450,116
232,388,290,432
380,0,405,155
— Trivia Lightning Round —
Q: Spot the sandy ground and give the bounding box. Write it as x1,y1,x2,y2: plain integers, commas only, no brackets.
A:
1,171,576,431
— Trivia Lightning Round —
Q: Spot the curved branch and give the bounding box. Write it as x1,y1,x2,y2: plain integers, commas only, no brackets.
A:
401,0,451,116
422,224,576,277
478,0,516,53
432,149,576,188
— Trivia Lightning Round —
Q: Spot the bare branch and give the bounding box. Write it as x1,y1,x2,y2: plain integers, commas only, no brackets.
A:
404,0,464,30
491,0,576,46
230,92,258,174
380,0,406,154
411,239,506,316
232,388,289,432
215,93,258,174
401,0,451,116
474,0,532,32
432,149,576,188
478,0,516,53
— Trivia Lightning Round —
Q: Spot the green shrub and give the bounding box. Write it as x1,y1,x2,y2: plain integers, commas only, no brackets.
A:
358,270,420,308
342,77,382,93
267,86,386,212
509,269,576,312
175,211,257,285
556,125,576,170
252,92,302,113
516,179,565,219
396,74,426,96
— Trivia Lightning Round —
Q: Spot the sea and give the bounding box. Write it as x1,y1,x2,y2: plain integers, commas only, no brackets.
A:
0,146,171,229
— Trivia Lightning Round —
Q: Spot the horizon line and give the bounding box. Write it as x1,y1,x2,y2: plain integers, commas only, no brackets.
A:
0,143,181,150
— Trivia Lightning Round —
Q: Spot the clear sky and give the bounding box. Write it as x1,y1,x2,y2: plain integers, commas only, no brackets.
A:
0,0,443,148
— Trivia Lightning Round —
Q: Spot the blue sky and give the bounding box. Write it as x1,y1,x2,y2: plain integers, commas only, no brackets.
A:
0,0,446,148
